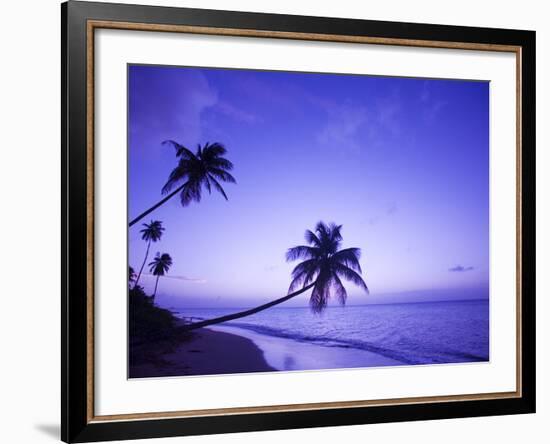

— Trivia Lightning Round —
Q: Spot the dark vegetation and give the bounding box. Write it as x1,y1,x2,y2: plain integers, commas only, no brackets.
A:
129,286,178,345
129,285,191,370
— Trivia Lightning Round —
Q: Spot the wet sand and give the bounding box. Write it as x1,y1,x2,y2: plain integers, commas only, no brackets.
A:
129,328,275,378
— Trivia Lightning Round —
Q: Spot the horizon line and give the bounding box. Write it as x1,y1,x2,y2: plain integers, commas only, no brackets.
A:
166,297,489,311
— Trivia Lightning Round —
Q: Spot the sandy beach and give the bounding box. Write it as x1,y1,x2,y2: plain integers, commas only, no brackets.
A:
129,328,275,378
130,321,404,378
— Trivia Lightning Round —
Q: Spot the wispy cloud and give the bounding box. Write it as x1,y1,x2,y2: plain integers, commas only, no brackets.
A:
215,101,260,124
142,273,207,284
314,88,405,151
316,101,369,151
129,67,217,153
363,202,398,227
386,203,398,215
375,90,402,135
448,265,474,273
420,80,446,124
129,67,263,158
230,73,307,117
366,216,380,226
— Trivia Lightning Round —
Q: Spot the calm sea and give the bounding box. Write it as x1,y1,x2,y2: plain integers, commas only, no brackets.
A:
172,299,489,366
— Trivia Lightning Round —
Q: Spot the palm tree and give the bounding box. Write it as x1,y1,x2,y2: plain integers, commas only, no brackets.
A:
129,141,236,227
181,222,368,331
134,220,164,289
148,252,173,301
285,221,369,312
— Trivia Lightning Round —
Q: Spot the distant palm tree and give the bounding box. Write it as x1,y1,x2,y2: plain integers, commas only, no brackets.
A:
182,222,368,331
134,220,164,289
129,141,236,227
128,266,137,287
148,253,173,301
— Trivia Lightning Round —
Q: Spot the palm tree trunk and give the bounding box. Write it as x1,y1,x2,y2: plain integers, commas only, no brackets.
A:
129,183,186,227
134,240,150,288
180,282,315,331
152,275,160,301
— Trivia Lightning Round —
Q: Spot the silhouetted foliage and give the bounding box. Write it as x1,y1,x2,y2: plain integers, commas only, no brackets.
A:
129,285,196,376
129,266,136,286
129,286,177,346
134,220,164,289
129,141,236,226
149,252,173,300
286,221,369,312
141,220,165,242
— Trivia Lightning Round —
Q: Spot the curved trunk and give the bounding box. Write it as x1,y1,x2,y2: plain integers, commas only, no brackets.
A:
152,275,160,301
134,240,151,288
129,183,186,227
181,282,315,331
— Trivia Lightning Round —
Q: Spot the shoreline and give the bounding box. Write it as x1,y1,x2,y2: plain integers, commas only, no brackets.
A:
210,324,403,371
129,327,275,378
130,323,404,379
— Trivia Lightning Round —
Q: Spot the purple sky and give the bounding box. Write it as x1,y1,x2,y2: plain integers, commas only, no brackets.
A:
128,65,489,308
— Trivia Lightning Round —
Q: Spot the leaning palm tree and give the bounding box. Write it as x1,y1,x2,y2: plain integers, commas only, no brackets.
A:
182,222,368,331
148,252,173,301
134,220,164,289
129,141,236,227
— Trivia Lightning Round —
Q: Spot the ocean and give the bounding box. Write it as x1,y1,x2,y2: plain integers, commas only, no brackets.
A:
171,299,489,371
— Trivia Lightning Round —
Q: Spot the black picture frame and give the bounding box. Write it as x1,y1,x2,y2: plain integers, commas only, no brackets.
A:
62,1,536,442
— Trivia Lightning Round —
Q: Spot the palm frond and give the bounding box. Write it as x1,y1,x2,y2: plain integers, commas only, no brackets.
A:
333,263,369,293
290,259,317,277
162,140,196,160
286,221,369,313
158,140,235,206
315,221,330,239
310,270,331,313
328,223,343,241
202,142,227,159
204,176,212,194
208,167,237,184
304,229,321,247
309,285,325,313
148,252,173,275
179,180,202,206
208,175,229,200
288,259,319,292
140,220,164,241
207,157,234,171
285,245,320,262
288,273,308,293
162,164,189,194
331,273,347,305
314,221,342,254
332,248,362,273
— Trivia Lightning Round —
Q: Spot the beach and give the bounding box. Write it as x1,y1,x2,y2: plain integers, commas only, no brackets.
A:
129,324,402,378
129,328,275,378
130,299,489,378
210,324,402,371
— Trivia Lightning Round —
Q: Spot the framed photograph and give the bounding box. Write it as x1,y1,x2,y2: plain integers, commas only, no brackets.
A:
62,1,536,442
